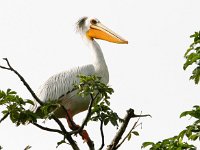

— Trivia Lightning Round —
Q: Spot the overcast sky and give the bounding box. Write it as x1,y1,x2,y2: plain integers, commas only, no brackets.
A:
0,0,200,150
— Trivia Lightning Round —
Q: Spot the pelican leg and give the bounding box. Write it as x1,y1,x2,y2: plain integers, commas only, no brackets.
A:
65,110,91,143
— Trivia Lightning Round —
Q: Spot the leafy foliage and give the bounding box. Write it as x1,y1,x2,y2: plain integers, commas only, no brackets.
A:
35,100,61,120
142,105,200,150
0,89,36,125
179,106,200,141
180,105,200,120
142,31,200,150
75,75,123,127
184,31,200,84
0,89,61,125
142,136,196,150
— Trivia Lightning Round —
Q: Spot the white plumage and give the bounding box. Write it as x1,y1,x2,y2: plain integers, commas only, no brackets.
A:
32,17,127,118
37,65,95,102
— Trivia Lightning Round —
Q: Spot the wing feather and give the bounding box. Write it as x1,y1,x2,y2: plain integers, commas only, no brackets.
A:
38,64,95,102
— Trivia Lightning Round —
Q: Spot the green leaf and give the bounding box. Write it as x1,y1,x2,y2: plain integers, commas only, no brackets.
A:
180,111,191,118
26,99,34,105
132,131,139,136
178,130,186,139
189,134,199,141
141,142,154,148
127,133,132,141
104,117,109,126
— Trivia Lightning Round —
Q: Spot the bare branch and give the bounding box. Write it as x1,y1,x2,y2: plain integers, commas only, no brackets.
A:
99,119,105,150
32,122,63,134
0,65,10,70
107,109,151,150
1,58,43,105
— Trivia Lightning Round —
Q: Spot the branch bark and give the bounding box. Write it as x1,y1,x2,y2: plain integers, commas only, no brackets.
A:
107,109,150,150
115,113,142,149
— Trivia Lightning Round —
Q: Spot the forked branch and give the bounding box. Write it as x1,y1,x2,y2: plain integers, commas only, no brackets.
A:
107,109,151,150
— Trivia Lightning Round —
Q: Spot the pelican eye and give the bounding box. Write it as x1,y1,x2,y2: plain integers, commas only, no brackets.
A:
90,19,98,25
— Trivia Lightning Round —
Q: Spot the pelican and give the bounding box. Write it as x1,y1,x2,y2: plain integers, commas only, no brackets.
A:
32,17,128,143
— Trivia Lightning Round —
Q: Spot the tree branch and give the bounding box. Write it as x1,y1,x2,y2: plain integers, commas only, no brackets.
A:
0,65,10,70
99,119,105,150
32,122,63,134
107,109,151,150
0,58,80,150
115,113,142,149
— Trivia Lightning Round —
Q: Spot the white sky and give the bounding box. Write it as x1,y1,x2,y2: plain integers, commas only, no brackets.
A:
0,0,200,150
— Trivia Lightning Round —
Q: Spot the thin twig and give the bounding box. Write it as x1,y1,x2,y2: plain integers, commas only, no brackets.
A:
99,119,105,150
0,58,80,150
24,145,31,150
0,65,9,70
0,112,10,123
32,122,63,134
70,93,99,135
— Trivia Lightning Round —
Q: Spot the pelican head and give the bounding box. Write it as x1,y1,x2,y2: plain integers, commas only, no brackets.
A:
76,17,128,44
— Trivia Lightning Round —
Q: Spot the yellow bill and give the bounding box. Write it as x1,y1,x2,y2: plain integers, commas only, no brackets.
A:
87,23,128,44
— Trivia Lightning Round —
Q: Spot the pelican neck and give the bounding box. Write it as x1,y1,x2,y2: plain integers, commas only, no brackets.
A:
87,39,109,84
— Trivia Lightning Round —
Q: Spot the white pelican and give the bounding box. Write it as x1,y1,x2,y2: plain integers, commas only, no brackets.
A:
32,17,128,143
